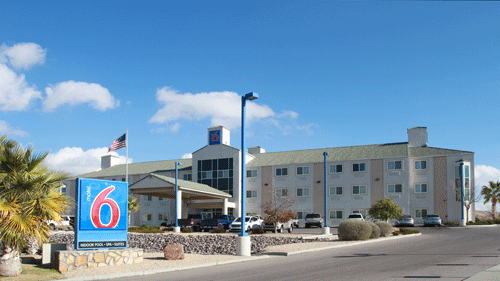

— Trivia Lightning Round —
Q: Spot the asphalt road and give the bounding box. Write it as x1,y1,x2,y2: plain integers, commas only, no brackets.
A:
115,225,500,281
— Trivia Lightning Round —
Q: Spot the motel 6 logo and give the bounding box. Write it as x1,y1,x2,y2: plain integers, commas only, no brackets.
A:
90,186,120,228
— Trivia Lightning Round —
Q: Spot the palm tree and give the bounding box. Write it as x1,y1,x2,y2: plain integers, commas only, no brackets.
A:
128,196,140,226
0,135,70,277
481,181,500,220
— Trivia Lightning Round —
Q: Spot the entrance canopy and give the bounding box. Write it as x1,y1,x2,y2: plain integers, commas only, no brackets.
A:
129,173,231,200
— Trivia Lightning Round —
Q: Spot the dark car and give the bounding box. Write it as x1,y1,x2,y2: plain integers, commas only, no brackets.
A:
304,213,323,228
396,215,414,227
424,214,442,227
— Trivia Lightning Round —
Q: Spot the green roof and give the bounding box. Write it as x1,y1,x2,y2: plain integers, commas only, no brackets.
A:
142,173,231,198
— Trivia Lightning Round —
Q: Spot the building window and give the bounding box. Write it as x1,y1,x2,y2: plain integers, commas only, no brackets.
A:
183,174,192,181
218,170,229,178
296,166,310,176
352,209,367,219
247,190,258,198
60,186,67,194
329,164,343,174
276,167,288,176
275,188,288,197
158,214,163,221
415,209,428,219
296,188,310,197
415,183,428,193
158,197,163,201
329,186,343,196
329,210,343,220
387,160,402,171
352,163,366,172
297,211,309,220
197,158,234,196
247,170,258,178
143,195,152,201
352,185,367,195
143,214,152,222
388,184,403,194
415,160,427,170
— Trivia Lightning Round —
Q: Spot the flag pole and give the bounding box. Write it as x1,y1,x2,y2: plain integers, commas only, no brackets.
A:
126,128,129,183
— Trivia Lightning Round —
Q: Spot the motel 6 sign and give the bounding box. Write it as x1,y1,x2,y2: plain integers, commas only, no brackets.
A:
75,178,128,250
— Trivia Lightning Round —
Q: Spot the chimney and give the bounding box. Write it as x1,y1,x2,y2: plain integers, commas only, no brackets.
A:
407,127,428,147
101,154,120,170
248,146,265,154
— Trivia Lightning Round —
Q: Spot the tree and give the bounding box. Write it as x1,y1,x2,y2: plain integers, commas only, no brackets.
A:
0,135,70,277
261,189,297,233
368,198,403,221
481,181,500,220
463,186,482,222
128,196,140,226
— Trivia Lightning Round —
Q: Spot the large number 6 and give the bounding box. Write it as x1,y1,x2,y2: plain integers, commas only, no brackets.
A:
91,186,120,228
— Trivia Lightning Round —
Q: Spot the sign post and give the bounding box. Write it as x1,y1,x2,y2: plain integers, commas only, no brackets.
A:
75,178,128,250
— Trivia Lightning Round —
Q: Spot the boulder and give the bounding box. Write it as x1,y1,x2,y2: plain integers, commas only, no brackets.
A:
163,243,185,260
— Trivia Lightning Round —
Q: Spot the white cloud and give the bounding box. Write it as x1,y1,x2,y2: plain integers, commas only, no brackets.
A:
44,80,119,111
0,63,42,111
0,42,46,70
474,165,500,211
296,123,318,135
0,120,29,137
277,110,299,119
170,122,181,132
182,153,192,159
45,147,131,176
149,87,275,130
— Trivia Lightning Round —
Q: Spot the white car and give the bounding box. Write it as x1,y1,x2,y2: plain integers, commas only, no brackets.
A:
347,213,365,221
229,216,263,232
47,215,72,230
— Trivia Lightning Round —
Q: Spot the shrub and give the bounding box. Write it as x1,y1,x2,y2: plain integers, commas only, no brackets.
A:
338,220,371,241
181,227,194,233
128,225,164,233
209,227,226,233
445,221,459,226
368,222,381,239
395,228,420,235
375,221,393,237
251,227,266,234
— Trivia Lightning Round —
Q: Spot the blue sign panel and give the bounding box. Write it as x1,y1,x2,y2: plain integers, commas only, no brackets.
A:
75,178,128,250
209,130,221,145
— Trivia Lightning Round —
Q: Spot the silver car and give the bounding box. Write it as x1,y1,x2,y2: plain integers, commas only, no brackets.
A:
396,215,414,227
424,214,442,227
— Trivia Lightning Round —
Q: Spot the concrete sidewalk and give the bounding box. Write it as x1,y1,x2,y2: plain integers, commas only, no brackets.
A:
63,234,428,281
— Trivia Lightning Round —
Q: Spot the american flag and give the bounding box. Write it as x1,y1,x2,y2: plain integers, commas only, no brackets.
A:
108,133,126,152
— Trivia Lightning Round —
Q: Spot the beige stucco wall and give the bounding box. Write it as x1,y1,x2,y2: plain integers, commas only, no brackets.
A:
370,159,384,205
433,156,448,222
313,162,324,215
260,166,273,208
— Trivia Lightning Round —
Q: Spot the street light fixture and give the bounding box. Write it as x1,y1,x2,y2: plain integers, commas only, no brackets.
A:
174,162,182,233
236,92,258,256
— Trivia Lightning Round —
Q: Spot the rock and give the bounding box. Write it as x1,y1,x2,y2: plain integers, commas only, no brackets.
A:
163,243,185,260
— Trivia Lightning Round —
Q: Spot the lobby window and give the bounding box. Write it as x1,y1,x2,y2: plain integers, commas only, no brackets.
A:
387,160,402,171
415,183,428,193
247,190,258,198
352,185,367,195
352,163,366,172
329,210,343,220
415,160,427,170
275,188,288,197
247,170,258,178
329,186,343,196
197,158,234,196
296,166,310,176
276,167,288,176
388,184,403,194
296,187,310,197
329,164,343,174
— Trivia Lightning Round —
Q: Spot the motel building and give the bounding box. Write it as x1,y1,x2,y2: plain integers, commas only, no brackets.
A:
65,126,475,226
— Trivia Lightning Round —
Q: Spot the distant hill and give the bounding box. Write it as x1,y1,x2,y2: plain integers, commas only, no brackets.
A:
475,210,498,221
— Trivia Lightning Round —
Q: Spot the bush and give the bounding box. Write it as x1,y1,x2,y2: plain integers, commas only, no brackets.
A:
338,220,372,241
251,227,266,234
394,228,420,235
128,225,164,233
209,227,226,233
181,227,194,233
375,221,393,237
445,221,459,227
368,222,381,239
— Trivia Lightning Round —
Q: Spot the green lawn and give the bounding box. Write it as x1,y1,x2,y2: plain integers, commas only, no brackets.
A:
1,255,65,281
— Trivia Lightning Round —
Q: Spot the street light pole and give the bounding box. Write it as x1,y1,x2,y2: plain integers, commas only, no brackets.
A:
236,92,258,256
323,152,330,235
174,162,182,233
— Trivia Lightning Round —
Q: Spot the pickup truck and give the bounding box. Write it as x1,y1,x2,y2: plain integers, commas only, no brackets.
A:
177,214,203,231
262,219,294,233
304,213,324,228
200,214,235,231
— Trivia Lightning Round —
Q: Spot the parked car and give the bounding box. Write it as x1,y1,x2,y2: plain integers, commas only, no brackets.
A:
47,215,72,230
396,215,415,227
262,219,294,233
424,214,442,227
200,214,235,231
229,216,263,232
304,213,323,228
347,213,365,221
177,214,203,231
291,218,299,228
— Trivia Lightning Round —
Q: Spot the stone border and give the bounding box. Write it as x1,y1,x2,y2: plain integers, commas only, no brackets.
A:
55,248,143,272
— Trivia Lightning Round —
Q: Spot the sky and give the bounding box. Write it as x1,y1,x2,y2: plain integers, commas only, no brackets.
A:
1,1,499,211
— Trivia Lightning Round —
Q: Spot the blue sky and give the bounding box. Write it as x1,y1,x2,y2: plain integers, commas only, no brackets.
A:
1,1,499,210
